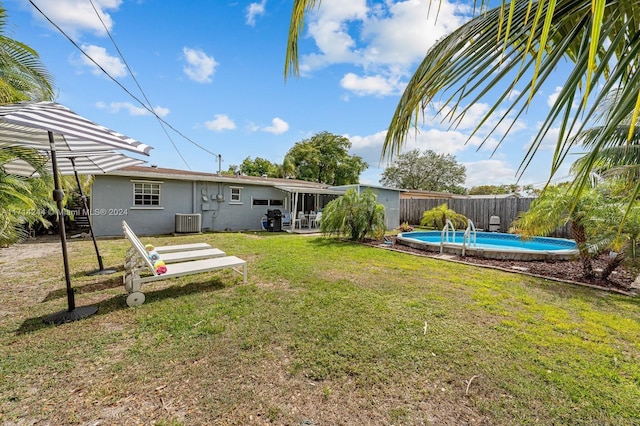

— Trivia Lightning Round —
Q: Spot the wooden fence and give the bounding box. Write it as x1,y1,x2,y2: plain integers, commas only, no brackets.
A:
400,198,572,238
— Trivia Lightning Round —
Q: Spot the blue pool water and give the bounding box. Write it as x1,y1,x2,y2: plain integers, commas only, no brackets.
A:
399,231,577,252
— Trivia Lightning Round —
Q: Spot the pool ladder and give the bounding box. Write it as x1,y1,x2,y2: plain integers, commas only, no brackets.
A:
440,219,456,253
462,220,477,256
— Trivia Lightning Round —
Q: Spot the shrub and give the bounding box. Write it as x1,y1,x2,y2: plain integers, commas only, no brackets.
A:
320,188,386,241
420,203,468,230
397,222,414,232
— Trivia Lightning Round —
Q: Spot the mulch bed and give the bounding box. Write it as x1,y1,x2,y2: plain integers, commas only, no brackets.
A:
368,236,639,296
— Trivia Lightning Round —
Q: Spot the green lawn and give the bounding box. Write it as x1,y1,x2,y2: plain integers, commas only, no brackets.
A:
1,232,639,425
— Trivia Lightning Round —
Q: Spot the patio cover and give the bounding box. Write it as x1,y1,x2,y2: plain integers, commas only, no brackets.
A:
275,185,345,230
0,101,152,324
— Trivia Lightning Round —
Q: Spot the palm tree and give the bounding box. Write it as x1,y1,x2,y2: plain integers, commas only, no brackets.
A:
0,6,54,103
511,184,600,278
420,203,468,230
285,1,640,206
0,146,53,245
0,5,56,245
320,188,386,241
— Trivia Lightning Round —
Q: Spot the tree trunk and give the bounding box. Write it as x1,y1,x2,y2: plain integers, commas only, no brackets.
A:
571,221,594,279
601,252,625,281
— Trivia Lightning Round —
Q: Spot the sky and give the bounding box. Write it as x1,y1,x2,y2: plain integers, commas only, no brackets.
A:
4,0,578,189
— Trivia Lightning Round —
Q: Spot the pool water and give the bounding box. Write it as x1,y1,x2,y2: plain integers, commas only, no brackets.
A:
397,231,578,260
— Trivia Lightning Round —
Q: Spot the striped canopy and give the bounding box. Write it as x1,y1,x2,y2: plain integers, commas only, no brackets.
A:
2,150,146,177
0,101,153,156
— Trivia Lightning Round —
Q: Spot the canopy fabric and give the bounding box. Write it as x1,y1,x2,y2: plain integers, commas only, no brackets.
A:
0,101,153,324
3,150,146,177
0,102,152,156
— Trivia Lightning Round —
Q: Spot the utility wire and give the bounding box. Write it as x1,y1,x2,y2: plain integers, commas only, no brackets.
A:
87,0,191,170
28,0,220,165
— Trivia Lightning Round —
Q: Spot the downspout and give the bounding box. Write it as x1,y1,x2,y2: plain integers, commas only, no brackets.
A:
192,181,197,213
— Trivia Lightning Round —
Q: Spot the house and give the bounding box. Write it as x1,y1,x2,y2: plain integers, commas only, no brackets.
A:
90,166,401,237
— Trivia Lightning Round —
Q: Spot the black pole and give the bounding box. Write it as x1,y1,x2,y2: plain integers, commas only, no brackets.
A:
44,132,98,324
69,158,116,275
51,136,74,311
70,157,103,270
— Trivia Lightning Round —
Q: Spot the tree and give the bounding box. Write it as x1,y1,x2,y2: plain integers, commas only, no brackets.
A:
286,131,367,185
468,184,536,196
0,6,54,103
419,203,468,230
320,188,386,241
233,156,278,177
510,184,600,279
0,6,56,245
285,1,640,221
380,149,466,193
0,147,53,245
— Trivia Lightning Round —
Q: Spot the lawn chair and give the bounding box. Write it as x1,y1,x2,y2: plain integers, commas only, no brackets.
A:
122,221,247,307
123,220,225,270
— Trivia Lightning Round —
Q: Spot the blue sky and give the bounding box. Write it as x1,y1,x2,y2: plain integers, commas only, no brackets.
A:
5,0,576,188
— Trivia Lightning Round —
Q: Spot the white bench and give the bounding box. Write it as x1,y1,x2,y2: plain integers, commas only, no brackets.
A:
122,221,247,307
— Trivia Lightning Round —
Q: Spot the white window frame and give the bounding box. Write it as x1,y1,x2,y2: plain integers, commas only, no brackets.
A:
230,186,243,204
130,180,164,210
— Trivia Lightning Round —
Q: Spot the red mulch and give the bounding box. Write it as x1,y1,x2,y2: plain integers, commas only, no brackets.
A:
368,237,638,296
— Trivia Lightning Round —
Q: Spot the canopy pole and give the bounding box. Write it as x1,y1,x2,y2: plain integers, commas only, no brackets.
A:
44,132,98,324
69,158,116,275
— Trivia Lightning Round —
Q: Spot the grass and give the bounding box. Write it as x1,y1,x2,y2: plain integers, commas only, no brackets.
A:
0,231,639,425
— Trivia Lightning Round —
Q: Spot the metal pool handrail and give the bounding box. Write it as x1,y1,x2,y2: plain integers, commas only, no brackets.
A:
440,219,456,253
462,220,477,256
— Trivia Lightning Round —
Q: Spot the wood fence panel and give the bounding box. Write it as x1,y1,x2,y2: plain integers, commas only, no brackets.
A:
400,198,571,238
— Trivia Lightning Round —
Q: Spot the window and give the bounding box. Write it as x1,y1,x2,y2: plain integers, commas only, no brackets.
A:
252,198,283,207
133,181,161,206
230,187,242,203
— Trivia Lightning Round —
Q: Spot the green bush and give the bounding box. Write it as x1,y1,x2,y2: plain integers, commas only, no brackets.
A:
420,203,468,230
320,188,386,241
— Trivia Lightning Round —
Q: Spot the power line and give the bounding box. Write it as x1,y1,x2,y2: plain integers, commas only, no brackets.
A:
86,0,190,170
28,0,220,166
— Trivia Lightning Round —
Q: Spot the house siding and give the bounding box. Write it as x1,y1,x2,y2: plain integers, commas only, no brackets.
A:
91,175,292,236
331,185,402,230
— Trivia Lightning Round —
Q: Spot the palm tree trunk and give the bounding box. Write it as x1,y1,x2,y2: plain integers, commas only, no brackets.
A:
571,221,594,279
601,251,625,281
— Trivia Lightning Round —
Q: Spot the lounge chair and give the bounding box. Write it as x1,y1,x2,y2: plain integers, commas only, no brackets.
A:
122,221,247,307
122,221,213,253
123,220,225,269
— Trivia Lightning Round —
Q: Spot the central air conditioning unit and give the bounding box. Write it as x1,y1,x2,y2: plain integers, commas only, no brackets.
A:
175,213,202,233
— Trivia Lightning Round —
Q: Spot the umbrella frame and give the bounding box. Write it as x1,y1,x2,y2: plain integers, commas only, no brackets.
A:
44,132,98,324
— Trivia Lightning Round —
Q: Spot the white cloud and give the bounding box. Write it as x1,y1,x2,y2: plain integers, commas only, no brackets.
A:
299,0,469,95
508,89,521,101
348,127,485,169
78,44,127,77
96,101,169,117
340,73,401,96
205,114,236,131
249,117,290,134
28,0,121,37
463,159,519,187
182,47,218,83
548,86,563,107
246,0,267,26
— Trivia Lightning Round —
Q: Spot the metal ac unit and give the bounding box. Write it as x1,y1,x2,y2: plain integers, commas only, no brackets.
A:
175,213,202,233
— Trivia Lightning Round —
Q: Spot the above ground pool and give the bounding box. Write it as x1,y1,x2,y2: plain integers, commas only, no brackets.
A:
397,231,579,261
